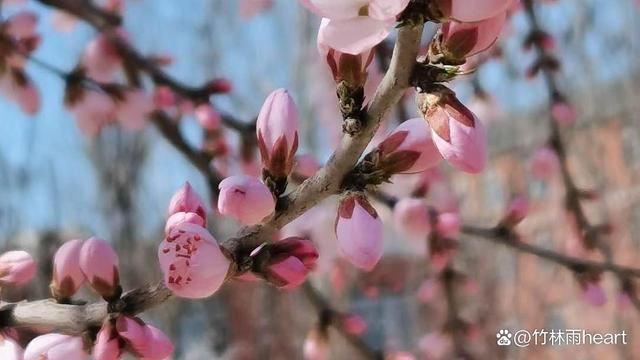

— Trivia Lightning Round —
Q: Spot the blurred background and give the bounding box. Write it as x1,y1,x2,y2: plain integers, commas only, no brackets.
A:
1,0,640,359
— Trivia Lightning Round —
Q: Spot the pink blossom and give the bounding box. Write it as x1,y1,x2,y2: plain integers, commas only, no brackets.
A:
551,101,577,124
256,89,299,178
158,223,230,298
52,239,86,300
81,33,122,82
335,194,383,271
0,336,23,360
0,250,36,286
418,89,487,173
342,314,367,336
301,0,410,55
217,175,275,225
5,11,38,39
164,211,205,235
167,182,207,223
195,104,222,130
68,90,116,136
24,334,86,360
264,238,319,289
239,0,274,19
502,195,529,228
115,90,153,131
393,198,430,239
377,118,443,174
435,212,461,237
317,18,375,87
582,282,606,307
434,0,513,22
529,146,559,179
139,325,174,360
115,317,173,359
94,322,121,360
293,154,321,179
440,12,507,60
79,237,120,300
153,86,176,109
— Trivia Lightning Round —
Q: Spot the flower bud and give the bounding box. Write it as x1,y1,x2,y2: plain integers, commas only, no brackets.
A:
218,175,276,225
0,336,23,360
256,89,299,179
81,33,122,83
208,78,233,93
115,89,153,131
263,238,319,289
318,18,375,88
51,239,86,301
416,86,487,173
5,11,38,39
376,118,443,175
500,195,529,229
195,104,222,130
335,194,383,271
342,314,367,336
435,212,461,237
167,182,207,223
0,250,36,286
164,211,205,235
439,12,507,61
393,198,430,239
79,237,121,301
115,316,174,360
24,334,86,360
158,223,230,298
94,321,121,360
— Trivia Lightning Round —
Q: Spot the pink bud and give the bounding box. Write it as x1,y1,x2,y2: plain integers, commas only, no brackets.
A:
393,198,430,239
377,118,443,174
217,175,275,225
115,317,173,359
551,101,577,125
335,194,383,271
441,12,507,60
82,33,122,83
158,223,230,298
68,90,116,136
256,89,300,178
208,78,233,93
164,211,205,235
529,146,559,179
5,11,38,39
436,212,461,237
195,104,222,130
502,195,529,228
79,237,120,300
115,90,153,131
0,250,36,286
264,238,319,289
52,239,86,300
153,86,175,109
24,334,86,360
418,89,487,173
342,314,367,336
94,322,121,360
265,256,308,289
167,182,207,223
293,154,321,179
435,0,513,22
583,282,606,307
318,18,375,86
139,325,174,360
314,16,393,56
0,336,23,360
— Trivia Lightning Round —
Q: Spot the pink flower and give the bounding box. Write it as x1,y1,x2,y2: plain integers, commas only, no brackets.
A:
94,322,121,360
0,250,36,286
433,0,513,22
335,194,383,271
342,314,367,336
5,11,38,39
24,334,86,360
393,198,430,239
115,317,174,360
164,211,205,235
217,175,275,225
79,237,120,301
529,146,559,179
256,89,300,178
68,90,116,136
264,238,319,289
318,18,375,87
158,223,230,298
435,212,461,237
0,336,23,360
167,182,207,223
195,104,222,130
501,195,529,228
115,90,153,131
582,282,606,307
440,12,507,60
81,33,122,83
551,101,577,124
377,118,443,174
51,239,86,300
301,0,410,55
417,88,487,173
